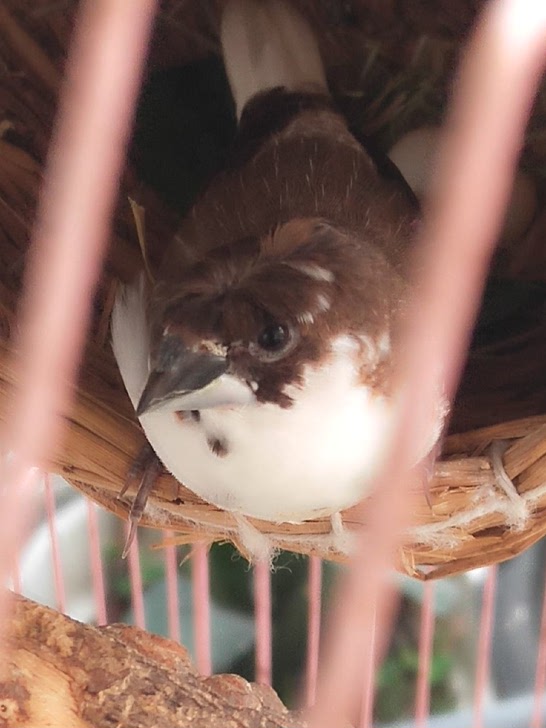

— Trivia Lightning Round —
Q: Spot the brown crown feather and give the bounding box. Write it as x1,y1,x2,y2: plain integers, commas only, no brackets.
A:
149,218,406,406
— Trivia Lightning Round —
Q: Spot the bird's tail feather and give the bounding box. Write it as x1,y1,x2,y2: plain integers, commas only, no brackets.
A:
220,0,327,119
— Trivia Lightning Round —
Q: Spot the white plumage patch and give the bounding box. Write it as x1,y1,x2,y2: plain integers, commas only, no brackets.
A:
286,261,335,282
220,0,328,119
296,311,315,326
111,276,151,412
316,294,331,312
111,280,397,523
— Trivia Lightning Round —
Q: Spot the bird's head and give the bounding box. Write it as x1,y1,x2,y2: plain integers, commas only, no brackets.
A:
137,218,406,416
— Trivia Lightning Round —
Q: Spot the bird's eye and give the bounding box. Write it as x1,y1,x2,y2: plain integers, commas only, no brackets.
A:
257,324,289,352
249,323,297,362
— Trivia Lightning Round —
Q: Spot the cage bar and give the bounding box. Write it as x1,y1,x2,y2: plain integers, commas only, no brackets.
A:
85,500,108,626
164,534,181,644
306,555,323,707
191,542,212,675
254,558,273,685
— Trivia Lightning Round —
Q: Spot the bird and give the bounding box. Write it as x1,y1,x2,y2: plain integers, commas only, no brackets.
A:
112,0,443,556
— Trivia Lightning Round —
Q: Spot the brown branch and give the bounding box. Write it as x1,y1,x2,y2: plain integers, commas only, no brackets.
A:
2,592,304,728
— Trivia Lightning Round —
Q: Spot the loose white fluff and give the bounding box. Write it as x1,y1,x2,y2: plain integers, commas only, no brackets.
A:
220,0,328,119
232,513,278,564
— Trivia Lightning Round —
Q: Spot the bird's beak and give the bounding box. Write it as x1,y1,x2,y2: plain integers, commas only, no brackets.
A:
136,349,253,416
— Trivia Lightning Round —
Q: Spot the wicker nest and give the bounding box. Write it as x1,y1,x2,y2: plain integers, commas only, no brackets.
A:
1,0,546,580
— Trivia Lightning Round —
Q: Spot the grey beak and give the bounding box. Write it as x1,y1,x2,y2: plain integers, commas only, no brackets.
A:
136,349,228,416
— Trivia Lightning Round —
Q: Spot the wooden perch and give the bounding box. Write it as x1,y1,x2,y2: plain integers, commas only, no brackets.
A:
2,593,305,728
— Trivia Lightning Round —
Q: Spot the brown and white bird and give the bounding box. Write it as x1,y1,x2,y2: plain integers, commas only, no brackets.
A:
112,0,441,551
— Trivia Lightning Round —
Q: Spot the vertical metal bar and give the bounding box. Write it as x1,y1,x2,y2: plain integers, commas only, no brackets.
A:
306,556,322,707
192,543,212,675
473,566,498,728
127,525,146,629
164,532,181,643
254,558,272,685
531,563,546,728
358,599,377,728
86,499,107,625
415,581,435,728
43,474,67,613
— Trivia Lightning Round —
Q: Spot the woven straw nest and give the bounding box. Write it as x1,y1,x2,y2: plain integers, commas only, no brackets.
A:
1,0,545,580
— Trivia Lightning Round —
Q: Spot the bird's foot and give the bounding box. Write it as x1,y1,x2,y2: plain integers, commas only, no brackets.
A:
119,443,163,557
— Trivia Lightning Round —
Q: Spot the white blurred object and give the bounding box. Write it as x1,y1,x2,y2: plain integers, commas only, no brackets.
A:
19,476,116,623
388,126,440,200
388,126,537,244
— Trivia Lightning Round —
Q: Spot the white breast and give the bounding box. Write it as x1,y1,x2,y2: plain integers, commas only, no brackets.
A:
111,280,395,523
